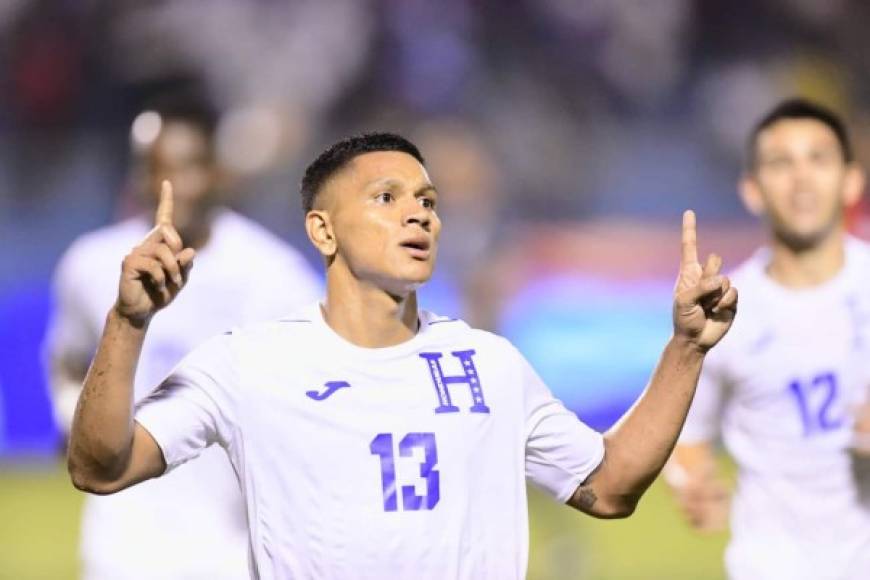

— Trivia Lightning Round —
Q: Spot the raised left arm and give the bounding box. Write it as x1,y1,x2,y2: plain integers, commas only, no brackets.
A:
568,211,738,518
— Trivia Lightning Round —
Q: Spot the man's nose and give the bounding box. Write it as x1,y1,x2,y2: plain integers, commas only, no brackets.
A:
403,201,431,229
792,158,815,185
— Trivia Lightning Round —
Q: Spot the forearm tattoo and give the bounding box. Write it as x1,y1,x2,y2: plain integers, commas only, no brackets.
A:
570,485,598,511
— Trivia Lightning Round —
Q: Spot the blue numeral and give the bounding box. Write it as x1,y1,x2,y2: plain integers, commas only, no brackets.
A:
399,433,440,510
788,372,843,436
370,432,440,512
369,433,398,511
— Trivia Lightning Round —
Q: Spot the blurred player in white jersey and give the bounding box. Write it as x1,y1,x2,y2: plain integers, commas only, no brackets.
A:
65,132,737,579
45,92,322,579
668,98,870,580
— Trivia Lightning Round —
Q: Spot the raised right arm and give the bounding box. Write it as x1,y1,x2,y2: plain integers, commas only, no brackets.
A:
67,181,195,494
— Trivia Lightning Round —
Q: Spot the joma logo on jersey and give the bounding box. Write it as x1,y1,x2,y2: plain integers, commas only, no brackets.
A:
306,381,351,401
419,350,490,414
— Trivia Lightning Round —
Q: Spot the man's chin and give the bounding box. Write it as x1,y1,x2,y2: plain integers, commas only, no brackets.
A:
775,226,833,252
395,277,430,294
382,271,433,296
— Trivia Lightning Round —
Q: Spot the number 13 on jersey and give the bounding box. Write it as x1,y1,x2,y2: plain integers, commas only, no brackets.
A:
370,432,440,512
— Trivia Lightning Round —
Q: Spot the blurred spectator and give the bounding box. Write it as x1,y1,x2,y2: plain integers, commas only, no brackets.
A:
43,89,322,580
668,97,870,580
413,118,503,328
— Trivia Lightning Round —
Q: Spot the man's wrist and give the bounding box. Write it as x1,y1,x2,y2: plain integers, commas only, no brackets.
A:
669,333,708,360
108,305,151,334
663,460,690,490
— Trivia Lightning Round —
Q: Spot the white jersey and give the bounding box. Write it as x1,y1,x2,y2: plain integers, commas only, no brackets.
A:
135,302,605,580
681,237,870,580
45,210,322,580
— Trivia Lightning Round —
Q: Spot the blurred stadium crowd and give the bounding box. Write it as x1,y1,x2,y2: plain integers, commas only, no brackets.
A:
4,2,870,579
2,0,870,449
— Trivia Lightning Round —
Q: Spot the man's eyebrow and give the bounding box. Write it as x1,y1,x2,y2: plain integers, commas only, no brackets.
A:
363,178,437,196
365,177,402,190
414,184,438,197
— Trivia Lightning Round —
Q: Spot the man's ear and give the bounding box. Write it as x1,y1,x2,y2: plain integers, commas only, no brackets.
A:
306,210,337,258
739,173,765,217
843,164,866,208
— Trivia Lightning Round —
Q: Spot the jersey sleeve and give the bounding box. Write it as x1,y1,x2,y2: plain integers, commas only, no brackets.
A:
43,245,100,432
135,333,240,473
45,246,99,359
678,347,728,444
519,348,605,503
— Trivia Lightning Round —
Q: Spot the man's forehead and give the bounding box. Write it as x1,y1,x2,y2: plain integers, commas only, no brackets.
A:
317,150,433,209
758,118,839,149
344,150,430,185
152,121,209,159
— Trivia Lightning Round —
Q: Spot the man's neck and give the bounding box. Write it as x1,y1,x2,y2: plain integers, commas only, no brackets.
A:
178,211,218,251
322,272,419,348
181,226,212,251
146,205,217,251
766,228,846,288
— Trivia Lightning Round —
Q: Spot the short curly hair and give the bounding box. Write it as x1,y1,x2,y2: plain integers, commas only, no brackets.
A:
300,132,425,213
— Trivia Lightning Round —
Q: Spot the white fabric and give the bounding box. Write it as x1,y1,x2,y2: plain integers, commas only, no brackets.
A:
681,237,870,580
45,210,322,580
136,302,605,580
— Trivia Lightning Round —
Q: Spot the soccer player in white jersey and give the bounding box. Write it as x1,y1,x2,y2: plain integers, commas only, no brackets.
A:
668,98,870,580
65,132,737,579
45,93,322,580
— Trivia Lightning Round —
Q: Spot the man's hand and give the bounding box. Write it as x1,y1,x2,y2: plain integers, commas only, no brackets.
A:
665,457,730,533
675,473,730,533
665,444,730,533
673,210,738,352
115,181,195,327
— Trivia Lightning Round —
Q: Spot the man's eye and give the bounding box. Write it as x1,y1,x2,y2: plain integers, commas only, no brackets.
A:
420,198,435,209
376,192,393,203
764,157,790,170
810,150,837,165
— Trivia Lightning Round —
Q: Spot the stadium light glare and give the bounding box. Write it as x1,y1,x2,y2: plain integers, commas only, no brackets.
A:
131,111,163,150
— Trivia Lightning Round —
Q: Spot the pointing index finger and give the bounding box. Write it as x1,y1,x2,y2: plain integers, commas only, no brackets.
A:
681,209,698,267
155,180,174,227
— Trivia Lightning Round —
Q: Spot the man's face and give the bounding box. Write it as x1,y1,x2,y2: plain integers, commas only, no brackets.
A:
746,118,856,249
146,120,219,236
318,151,441,294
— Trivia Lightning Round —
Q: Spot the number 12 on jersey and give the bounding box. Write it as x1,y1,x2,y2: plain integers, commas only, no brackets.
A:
788,372,843,436
370,432,440,512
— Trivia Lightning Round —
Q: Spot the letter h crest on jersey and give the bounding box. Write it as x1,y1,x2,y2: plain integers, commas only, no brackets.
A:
419,350,490,414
